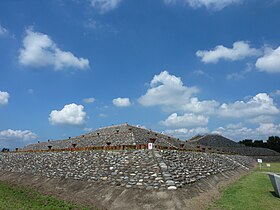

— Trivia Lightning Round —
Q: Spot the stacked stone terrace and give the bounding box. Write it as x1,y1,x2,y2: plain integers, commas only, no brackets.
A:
0,150,254,190
23,124,192,151
188,134,280,156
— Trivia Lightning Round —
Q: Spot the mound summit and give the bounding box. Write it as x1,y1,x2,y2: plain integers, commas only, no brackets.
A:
188,134,243,148
23,123,193,151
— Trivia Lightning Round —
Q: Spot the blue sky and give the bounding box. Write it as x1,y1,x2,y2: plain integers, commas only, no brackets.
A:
1,0,280,149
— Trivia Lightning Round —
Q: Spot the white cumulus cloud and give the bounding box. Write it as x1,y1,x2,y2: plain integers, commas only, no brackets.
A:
165,127,209,139
213,125,255,141
213,123,280,141
112,97,131,107
19,29,90,70
83,97,96,103
49,103,87,126
0,91,9,105
181,97,219,114
0,24,8,36
227,63,253,80
196,41,261,63
90,0,122,13
0,129,38,142
138,71,199,108
256,123,280,136
161,113,209,128
138,71,219,114
256,46,280,73
271,89,280,97
164,0,243,11
84,127,94,132
246,115,275,124
219,93,279,118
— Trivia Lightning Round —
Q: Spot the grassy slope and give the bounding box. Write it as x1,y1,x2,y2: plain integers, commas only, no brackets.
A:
209,162,280,210
0,181,89,210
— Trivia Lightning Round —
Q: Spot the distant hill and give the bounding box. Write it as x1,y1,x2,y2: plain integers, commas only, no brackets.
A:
188,134,280,156
188,134,243,148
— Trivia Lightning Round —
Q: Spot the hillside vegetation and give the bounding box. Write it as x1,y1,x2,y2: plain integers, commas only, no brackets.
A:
209,162,280,210
0,181,90,210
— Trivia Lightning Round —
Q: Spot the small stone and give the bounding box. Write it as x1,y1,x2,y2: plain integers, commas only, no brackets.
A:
168,186,177,190
125,160,130,164
190,178,196,182
146,186,153,190
163,173,171,177
101,177,108,181
159,163,168,172
166,180,175,185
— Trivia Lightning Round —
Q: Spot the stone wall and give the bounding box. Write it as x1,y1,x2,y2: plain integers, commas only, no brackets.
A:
0,150,254,190
214,146,280,156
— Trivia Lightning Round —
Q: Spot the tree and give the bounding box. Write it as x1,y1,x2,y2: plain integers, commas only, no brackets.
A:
253,140,264,147
239,136,280,153
267,136,280,145
239,139,253,146
267,136,280,153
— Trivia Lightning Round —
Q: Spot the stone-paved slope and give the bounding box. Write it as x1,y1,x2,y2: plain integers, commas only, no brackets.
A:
188,134,280,156
23,124,193,151
0,150,254,190
188,134,243,148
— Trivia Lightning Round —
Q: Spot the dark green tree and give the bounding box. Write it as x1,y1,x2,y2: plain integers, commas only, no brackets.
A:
239,139,253,146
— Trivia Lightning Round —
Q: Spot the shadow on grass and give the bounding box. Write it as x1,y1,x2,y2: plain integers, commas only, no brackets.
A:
269,191,279,198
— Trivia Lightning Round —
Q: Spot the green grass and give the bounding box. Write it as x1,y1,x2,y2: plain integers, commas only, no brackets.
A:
209,162,280,210
0,181,89,210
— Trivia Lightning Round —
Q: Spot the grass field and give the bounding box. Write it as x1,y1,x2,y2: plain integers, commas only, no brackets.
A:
209,162,280,210
0,181,89,210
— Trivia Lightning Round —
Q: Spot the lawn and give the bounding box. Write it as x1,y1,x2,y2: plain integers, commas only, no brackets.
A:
0,181,89,210
209,162,280,210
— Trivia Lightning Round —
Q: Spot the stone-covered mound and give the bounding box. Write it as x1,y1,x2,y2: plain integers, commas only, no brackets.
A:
23,124,193,151
0,150,254,190
188,134,280,157
0,149,256,209
188,134,243,148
